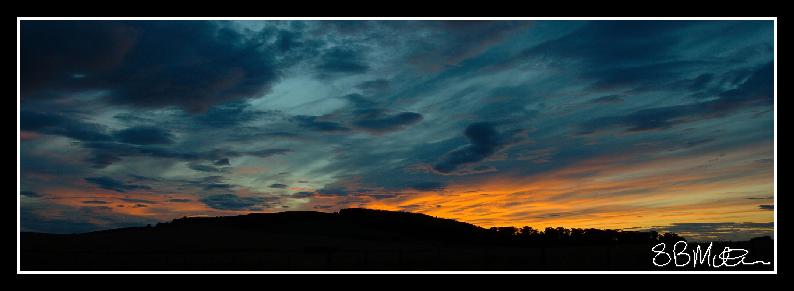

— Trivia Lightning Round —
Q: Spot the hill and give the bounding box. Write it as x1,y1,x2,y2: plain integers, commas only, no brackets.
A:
20,208,773,271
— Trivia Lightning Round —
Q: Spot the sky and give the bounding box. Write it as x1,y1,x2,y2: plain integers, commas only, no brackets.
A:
19,20,774,241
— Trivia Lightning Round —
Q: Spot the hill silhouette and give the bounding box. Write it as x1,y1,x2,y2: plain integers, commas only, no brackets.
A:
21,208,773,271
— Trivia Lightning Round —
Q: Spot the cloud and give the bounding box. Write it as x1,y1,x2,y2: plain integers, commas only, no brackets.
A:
589,95,624,104
120,198,158,204
688,73,715,91
433,122,506,174
292,115,350,132
410,181,446,192
21,191,43,198
290,102,423,135
199,194,266,210
214,158,231,166
314,46,369,76
759,204,774,211
356,79,390,95
316,188,350,196
247,148,293,158
81,200,110,204
173,175,236,193
21,21,138,98
81,140,291,168
404,21,530,72
21,21,284,113
342,93,378,108
84,176,151,193
578,62,773,134
746,196,773,200
188,163,224,173
292,191,314,198
269,183,288,189
167,198,192,203
193,102,275,128
518,21,694,68
20,111,112,142
113,126,175,145
351,109,423,133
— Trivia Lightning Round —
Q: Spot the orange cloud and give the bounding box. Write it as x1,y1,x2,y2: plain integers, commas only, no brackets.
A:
313,141,773,232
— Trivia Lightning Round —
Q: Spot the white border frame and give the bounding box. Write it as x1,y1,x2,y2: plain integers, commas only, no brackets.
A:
16,16,777,275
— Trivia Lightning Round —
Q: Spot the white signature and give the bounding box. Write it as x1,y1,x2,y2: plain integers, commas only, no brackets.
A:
651,241,771,268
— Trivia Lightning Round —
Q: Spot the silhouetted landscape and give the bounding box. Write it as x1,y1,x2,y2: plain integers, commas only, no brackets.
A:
21,208,773,271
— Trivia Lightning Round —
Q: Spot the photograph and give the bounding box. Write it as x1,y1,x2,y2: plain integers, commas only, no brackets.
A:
17,17,776,273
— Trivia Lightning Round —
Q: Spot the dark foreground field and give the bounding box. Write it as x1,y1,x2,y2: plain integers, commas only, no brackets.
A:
21,208,773,271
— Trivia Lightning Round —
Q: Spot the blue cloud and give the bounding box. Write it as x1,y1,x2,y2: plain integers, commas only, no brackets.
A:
113,126,175,145
84,176,151,193
433,122,504,174
200,194,266,211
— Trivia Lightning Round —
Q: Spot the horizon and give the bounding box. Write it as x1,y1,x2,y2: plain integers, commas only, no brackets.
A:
20,19,774,242
19,207,773,243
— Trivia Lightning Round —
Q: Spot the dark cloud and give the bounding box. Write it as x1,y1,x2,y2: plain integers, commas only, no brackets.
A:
309,95,425,134
356,79,391,95
21,21,138,98
582,61,710,92
188,163,223,173
292,115,350,132
578,62,773,134
433,122,505,174
203,183,234,191
167,198,192,203
687,73,715,91
82,142,193,168
21,191,43,198
269,183,288,189
504,21,770,96
405,21,529,72
292,191,314,198
316,188,350,196
519,21,697,68
410,181,446,192
679,138,716,150
719,62,773,104
759,204,774,211
199,194,265,211
344,93,378,108
82,141,290,168
589,95,624,104
193,102,276,128
247,148,293,158
120,198,158,204
181,176,234,192
81,200,110,204
84,176,151,193
314,46,369,75
351,109,423,133
754,159,773,165
746,196,773,200
20,111,112,142
214,158,231,166
21,21,283,113
113,126,175,145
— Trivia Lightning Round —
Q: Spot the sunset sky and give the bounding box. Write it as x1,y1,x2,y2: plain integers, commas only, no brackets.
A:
19,20,774,241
